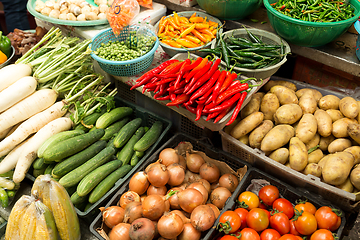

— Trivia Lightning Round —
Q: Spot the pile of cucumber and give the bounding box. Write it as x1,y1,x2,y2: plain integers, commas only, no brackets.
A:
31,106,164,212
0,171,17,208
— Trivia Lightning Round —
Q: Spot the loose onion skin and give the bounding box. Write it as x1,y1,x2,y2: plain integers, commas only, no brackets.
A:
206,203,220,219
183,170,201,184
124,201,143,224
219,173,239,192
190,205,216,231
178,188,203,213
178,154,187,169
159,148,179,166
129,218,156,240
199,162,220,183
186,153,205,173
129,172,149,195
187,182,208,204
178,223,201,240
101,206,125,229
142,195,166,220
210,187,232,209
157,212,184,239
147,185,167,196
167,163,185,186
168,187,182,210
109,223,131,240
171,210,191,224
146,163,170,187
119,191,141,209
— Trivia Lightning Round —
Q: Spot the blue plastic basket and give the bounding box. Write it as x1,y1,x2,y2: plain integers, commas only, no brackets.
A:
90,25,159,77
355,20,360,61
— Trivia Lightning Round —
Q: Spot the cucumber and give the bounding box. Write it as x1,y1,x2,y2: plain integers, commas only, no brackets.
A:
37,129,85,158
101,118,130,141
74,201,88,212
0,177,15,190
134,121,163,152
43,128,105,162
130,152,140,167
77,160,123,197
75,108,107,132
116,127,145,166
0,170,14,178
52,140,107,178
71,191,88,205
113,118,142,148
88,164,132,203
135,151,145,158
65,185,78,196
44,163,57,175
96,107,133,129
6,190,15,198
84,202,93,212
33,166,47,178
106,137,116,148
33,158,46,170
0,187,8,208
58,146,116,188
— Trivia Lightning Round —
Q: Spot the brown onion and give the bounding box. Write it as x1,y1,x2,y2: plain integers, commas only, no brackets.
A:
178,182,188,190
178,188,203,213
142,194,166,220
219,173,239,192
190,205,216,231
101,206,125,229
178,223,201,240
157,211,184,239
167,163,185,186
183,170,201,183
129,172,149,195
109,223,131,240
195,179,211,193
124,201,143,224
186,153,205,173
199,162,220,183
210,187,232,209
147,185,167,196
187,182,208,204
168,187,182,209
146,163,169,187
206,203,220,219
171,210,191,224
211,182,219,191
129,218,156,240
140,194,147,203
165,199,171,212
159,148,179,166
119,191,140,209
178,154,187,169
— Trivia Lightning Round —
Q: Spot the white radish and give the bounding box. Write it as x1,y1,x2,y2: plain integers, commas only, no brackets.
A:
0,127,11,140
0,136,33,174
4,121,23,138
0,76,37,113
0,101,67,158
13,117,73,183
0,89,58,133
0,64,32,92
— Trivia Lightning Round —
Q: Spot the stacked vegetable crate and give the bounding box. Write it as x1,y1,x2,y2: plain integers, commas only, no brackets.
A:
0,219,6,237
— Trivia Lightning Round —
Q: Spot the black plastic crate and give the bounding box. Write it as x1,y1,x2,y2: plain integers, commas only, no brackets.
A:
89,132,252,240
0,221,6,237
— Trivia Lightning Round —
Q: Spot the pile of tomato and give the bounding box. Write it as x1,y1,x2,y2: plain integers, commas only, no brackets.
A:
216,184,342,240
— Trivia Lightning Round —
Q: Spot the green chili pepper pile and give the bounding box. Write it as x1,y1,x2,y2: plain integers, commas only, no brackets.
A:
271,0,355,22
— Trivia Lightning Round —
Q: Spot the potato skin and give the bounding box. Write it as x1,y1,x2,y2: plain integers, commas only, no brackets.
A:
296,113,317,144
318,155,330,169
261,125,295,152
332,118,358,138
289,137,308,171
268,148,289,164
336,178,354,193
260,93,280,121
326,109,344,122
249,120,274,149
230,112,264,139
314,109,333,137
274,104,303,125
308,149,324,164
319,135,335,152
270,86,298,105
263,80,297,92
303,163,322,178
305,133,320,151
238,135,249,145
350,165,360,190
328,138,352,153
339,96,359,119
318,95,340,110
298,91,317,114
296,88,322,103
344,146,360,165
241,92,264,119
322,152,354,185
357,101,360,123
348,123,360,145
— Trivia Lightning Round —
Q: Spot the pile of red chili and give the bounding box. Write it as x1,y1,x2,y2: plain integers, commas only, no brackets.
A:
131,57,260,126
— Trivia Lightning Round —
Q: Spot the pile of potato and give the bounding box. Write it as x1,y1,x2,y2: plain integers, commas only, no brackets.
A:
225,80,360,193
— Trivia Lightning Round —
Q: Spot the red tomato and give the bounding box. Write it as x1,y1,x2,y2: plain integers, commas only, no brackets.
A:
258,185,279,206
269,212,290,235
315,206,341,231
220,235,239,240
246,208,269,232
272,198,294,219
295,237,303,240
330,216,341,232
238,191,260,210
262,209,271,220
219,211,242,234
234,208,248,229
259,202,268,210
260,229,281,240
278,234,299,240
310,229,335,240
293,211,317,236
289,220,300,236
294,201,316,215
240,228,261,240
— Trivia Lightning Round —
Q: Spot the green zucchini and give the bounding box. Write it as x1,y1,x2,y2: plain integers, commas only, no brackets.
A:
52,140,107,178
0,187,8,208
75,108,107,132
71,191,88,205
116,127,145,166
58,146,116,188
43,128,105,162
37,129,85,158
130,152,140,167
88,164,132,203
134,121,163,152
113,118,142,148
101,118,130,141
44,163,57,175
77,160,123,196
96,107,133,129
33,158,46,170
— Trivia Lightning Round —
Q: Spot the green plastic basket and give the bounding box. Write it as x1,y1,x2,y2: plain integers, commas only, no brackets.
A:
90,26,159,77
264,0,360,47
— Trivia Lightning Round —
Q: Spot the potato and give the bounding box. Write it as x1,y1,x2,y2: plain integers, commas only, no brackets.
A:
260,93,280,121
319,135,335,151
238,135,249,145
332,118,358,138
261,125,295,152
318,95,340,110
289,137,308,171
268,148,289,164
224,118,241,135
298,91,317,114
303,163,322,178
314,109,333,137
336,178,354,193
230,112,264,139
339,96,359,119
305,133,320,151
270,86,298,105
357,101,360,123
292,121,299,131
326,109,344,122
350,165,360,190
322,151,354,185
296,114,317,144
348,123,360,145
285,162,291,168
296,88,323,103
241,92,264,119
328,138,352,154
249,120,274,149
318,155,330,169
344,146,360,165
263,80,297,92
308,149,324,164
274,104,303,125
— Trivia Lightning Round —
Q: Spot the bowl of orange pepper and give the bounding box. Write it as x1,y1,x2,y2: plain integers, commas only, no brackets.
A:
154,11,222,57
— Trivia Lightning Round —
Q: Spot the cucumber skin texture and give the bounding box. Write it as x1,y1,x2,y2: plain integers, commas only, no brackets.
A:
43,128,105,162
101,118,129,141
52,140,107,178
77,160,123,196
75,109,107,132
130,152,140,167
44,163,56,175
134,121,163,152
0,187,8,208
33,158,45,170
58,146,116,188
70,191,88,205
96,107,133,129
33,165,47,178
117,127,145,166
113,118,142,148
88,164,132,203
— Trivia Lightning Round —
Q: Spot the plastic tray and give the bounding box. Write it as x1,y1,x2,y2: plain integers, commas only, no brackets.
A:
89,132,252,240
26,97,172,218
355,20,360,61
221,78,360,212
0,220,6,237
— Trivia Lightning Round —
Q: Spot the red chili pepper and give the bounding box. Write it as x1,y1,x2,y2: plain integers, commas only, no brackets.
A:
206,110,222,121
185,61,212,93
166,94,190,106
155,95,170,101
189,69,221,101
153,83,167,98
167,81,186,92
226,91,248,126
215,82,249,105
195,104,204,121
170,92,177,102
174,58,192,89
185,58,208,83
208,92,241,113
185,104,197,114
212,71,228,104
154,85,161,93
197,85,215,103
173,88,184,94
145,77,176,88
153,73,179,79
214,104,234,123
219,72,238,93
280,4,286,10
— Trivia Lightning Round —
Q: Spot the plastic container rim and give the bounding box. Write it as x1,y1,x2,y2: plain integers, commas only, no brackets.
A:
0,46,15,69
264,0,360,27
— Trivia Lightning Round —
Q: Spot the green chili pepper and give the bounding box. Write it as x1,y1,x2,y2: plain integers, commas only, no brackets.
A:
0,31,11,58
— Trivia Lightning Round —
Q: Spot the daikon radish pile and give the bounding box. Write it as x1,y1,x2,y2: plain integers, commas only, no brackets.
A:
0,127,12,140
0,64,32,92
